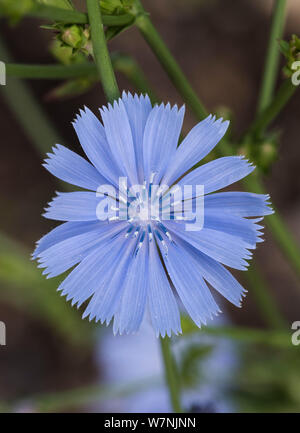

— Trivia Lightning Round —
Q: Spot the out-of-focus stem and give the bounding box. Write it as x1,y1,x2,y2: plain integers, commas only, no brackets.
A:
159,337,182,413
26,4,134,26
134,0,207,120
6,55,157,103
257,0,287,114
87,0,120,102
6,63,97,79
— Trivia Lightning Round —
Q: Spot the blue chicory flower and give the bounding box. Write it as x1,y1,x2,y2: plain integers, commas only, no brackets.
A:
33,92,273,337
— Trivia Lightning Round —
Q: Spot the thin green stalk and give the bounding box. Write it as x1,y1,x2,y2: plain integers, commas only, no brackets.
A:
6,63,97,79
248,79,296,140
159,337,182,413
5,55,157,100
257,0,286,114
87,0,120,102
133,0,207,120
27,4,134,26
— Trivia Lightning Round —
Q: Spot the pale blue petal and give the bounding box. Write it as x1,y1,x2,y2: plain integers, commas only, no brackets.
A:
162,115,229,186
73,107,121,186
204,212,264,247
143,102,185,183
33,220,101,259
43,144,106,191
100,98,139,186
180,239,247,306
44,191,105,221
113,239,148,335
121,92,152,183
179,156,255,196
147,241,181,337
83,236,137,324
205,192,274,216
159,240,220,327
58,229,127,308
36,222,127,278
165,221,252,270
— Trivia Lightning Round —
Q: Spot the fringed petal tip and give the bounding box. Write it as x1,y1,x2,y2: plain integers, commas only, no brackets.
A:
155,327,182,339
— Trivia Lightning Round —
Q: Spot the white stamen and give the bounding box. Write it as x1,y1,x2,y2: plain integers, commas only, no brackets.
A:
149,171,156,184
165,231,172,241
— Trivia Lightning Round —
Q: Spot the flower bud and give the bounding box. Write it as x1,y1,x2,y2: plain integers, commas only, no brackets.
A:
61,25,83,49
280,34,300,78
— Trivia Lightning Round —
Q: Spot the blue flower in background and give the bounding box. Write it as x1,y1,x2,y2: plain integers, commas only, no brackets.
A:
33,92,273,337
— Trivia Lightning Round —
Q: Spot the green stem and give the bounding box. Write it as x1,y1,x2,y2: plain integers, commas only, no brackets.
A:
5,56,157,99
248,79,296,140
85,3,182,412
257,0,286,114
6,63,97,79
26,4,134,26
134,0,207,120
159,337,182,413
87,0,120,102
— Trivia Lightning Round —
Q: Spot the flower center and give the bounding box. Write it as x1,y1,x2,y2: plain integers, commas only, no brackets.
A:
120,180,173,256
